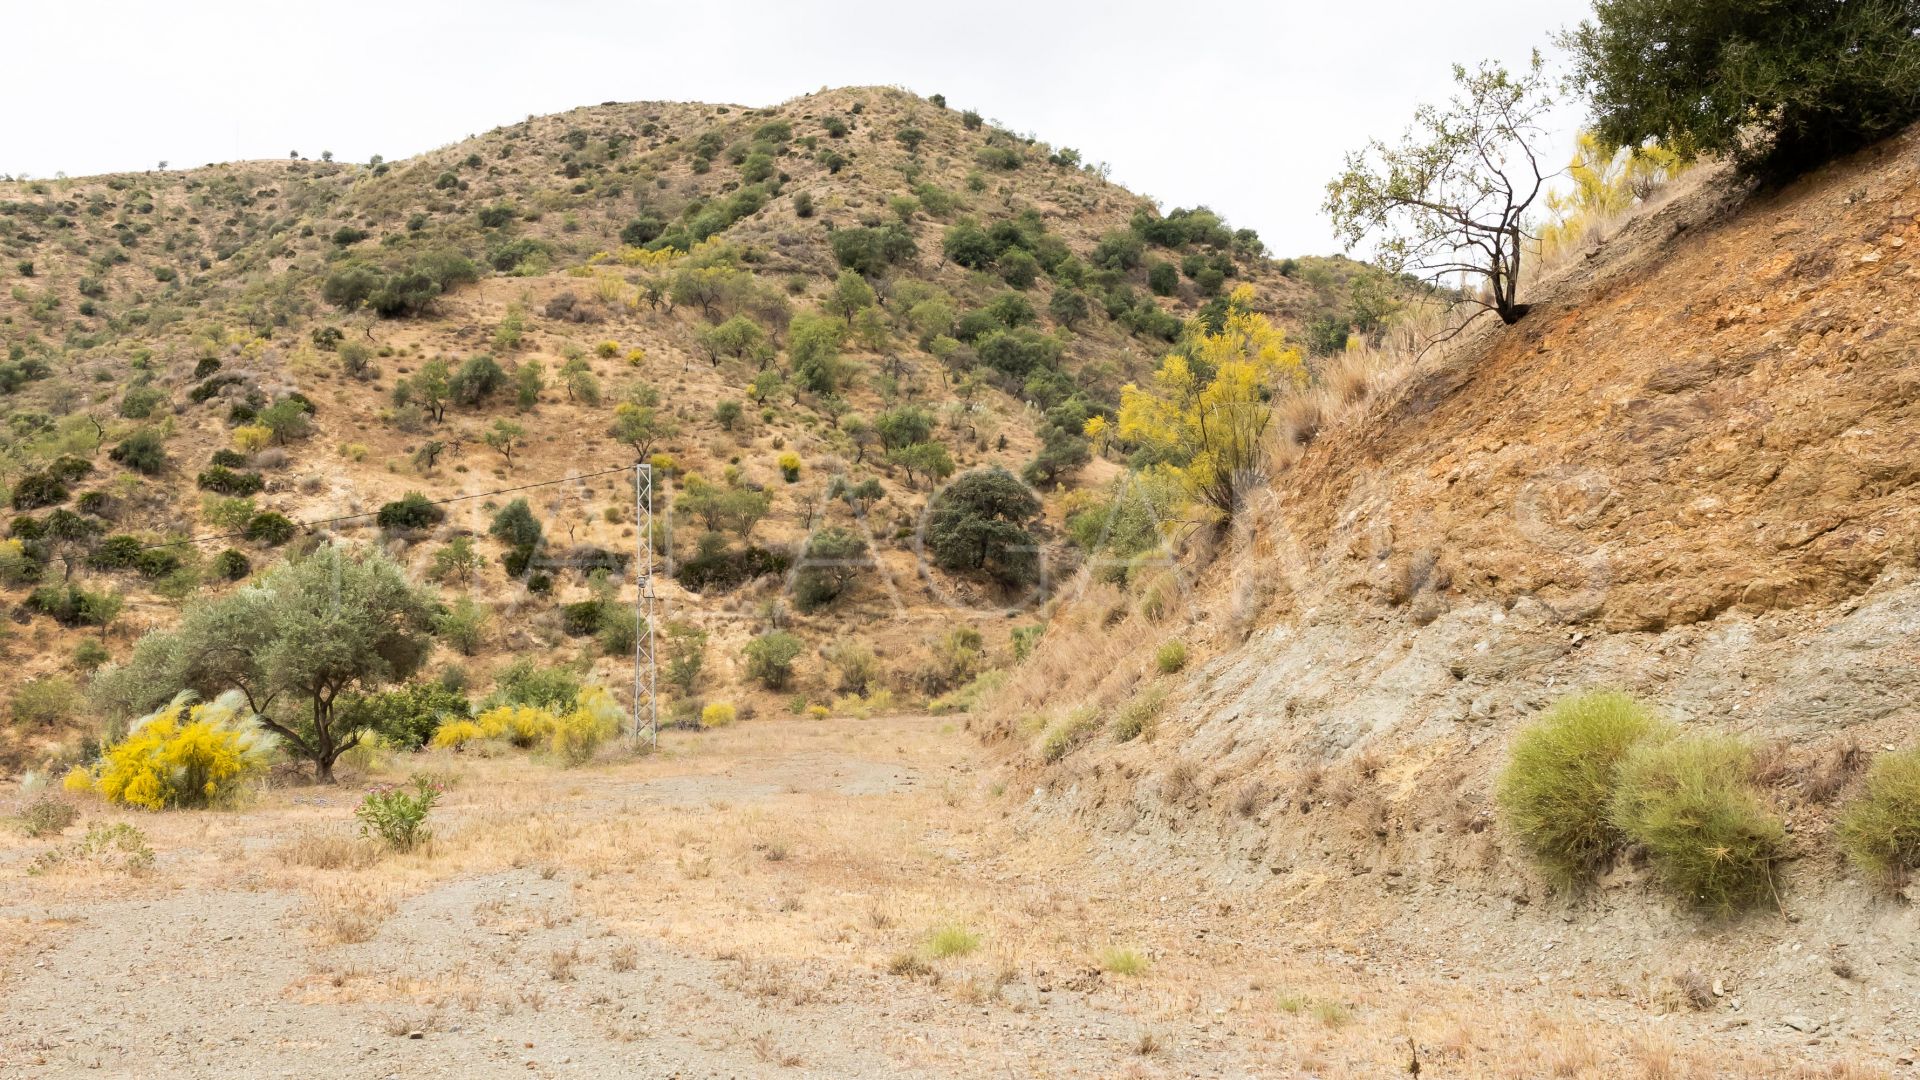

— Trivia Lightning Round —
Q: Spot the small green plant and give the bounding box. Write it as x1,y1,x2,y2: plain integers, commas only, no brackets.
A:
1495,691,1669,890
1609,735,1786,915
354,774,444,852
924,922,980,959
29,822,154,876
1154,640,1188,674
16,795,78,838
1837,746,1920,889
1098,946,1150,976
11,674,81,726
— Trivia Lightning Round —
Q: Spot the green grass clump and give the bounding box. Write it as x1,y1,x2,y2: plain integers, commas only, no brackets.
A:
1111,685,1167,743
924,922,980,959
1154,640,1188,674
1097,946,1150,976
1495,691,1670,889
1609,735,1786,915
1837,746,1920,889
1036,705,1101,762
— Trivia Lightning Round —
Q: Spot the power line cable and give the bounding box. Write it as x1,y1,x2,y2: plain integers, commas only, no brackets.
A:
140,463,636,550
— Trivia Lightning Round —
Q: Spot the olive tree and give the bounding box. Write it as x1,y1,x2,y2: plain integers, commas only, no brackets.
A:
1325,53,1554,327
90,544,437,781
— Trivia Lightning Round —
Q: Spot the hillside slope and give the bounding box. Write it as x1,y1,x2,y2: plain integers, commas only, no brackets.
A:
990,127,1920,1064
0,87,1413,767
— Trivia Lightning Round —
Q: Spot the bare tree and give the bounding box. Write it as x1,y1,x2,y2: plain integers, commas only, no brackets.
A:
1325,52,1556,328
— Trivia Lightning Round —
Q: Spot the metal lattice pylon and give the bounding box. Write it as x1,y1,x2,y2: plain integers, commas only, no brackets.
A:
632,463,658,749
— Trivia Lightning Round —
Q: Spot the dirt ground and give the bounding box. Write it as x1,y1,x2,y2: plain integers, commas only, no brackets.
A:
0,716,1894,1078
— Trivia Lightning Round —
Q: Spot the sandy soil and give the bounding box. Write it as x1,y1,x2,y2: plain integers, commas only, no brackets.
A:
0,716,1891,1078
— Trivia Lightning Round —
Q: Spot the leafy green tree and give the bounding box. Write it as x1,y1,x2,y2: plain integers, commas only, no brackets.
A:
874,405,933,450
91,544,437,781
489,498,543,549
1568,0,1920,176
749,370,783,405
793,527,869,612
513,359,544,409
609,401,672,459
484,419,524,467
891,441,954,489
942,221,998,269
896,127,927,153
714,399,744,430
925,467,1042,587
431,535,482,584
827,270,876,321
698,315,765,365
259,399,313,444
450,354,507,406
1048,288,1090,330
1325,55,1553,326
789,313,850,393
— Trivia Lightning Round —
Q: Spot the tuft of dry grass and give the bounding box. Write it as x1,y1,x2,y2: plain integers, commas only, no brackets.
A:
276,826,378,870
307,885,396,945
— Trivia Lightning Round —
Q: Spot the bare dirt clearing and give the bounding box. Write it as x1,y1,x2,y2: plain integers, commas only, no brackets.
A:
0,717,1879,1077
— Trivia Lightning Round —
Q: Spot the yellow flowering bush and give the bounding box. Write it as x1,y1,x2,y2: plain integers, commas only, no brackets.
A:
700,702,737,728
232,425,273,453
429,719,486,750
595,339,621,358
67,691,275,810
476,704,554,748
777,452,802,483
551,687,623,764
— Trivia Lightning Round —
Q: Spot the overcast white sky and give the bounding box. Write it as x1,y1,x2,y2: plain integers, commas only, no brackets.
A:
3,0,1595,256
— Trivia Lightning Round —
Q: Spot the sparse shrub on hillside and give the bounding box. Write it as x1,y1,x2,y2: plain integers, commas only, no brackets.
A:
322,250,478,318
378,491,444,530
449,354,506,407
12,674,80,726
1609,734,1787,915
11,472,68,510
1155,640,1188,674
1837,746,1920,890
434,595,490,656
244,511,297,546
27,583,122,630
15,796,78,838
1569,0,1920,177
1111,685,1167,743
118,385,166,419
196,466,263,496
68,690,275,809
211,548,250,580
105,426,167,472
1036,706,1101,763
824,640,880,695
1496,691,1670,890
744,630,804,689
664,623,707,694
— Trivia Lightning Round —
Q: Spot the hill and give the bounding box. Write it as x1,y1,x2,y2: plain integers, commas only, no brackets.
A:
986,124,1920,1059
0,87,1419,768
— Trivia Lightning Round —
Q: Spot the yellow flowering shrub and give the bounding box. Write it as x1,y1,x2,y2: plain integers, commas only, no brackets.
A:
476,705,555,748
551,687,623,764
595,340,620,358
232,425,272,453
70,691,275,810
429,719,486,750
700,702,737,728
806,704,830,721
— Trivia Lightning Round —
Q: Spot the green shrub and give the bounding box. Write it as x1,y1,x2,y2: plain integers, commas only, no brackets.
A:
1609,735,1787,915
211,548,251,580
1037,706,1101,762
377,491,444,530
434,595,490,655
339,683,472,751
744,630,803,689
1155,640,1188,674
16,795,78,838
196,466,263,496
1837,746,1920,889
244,511,297,545
356,775,444,851
1495,691,1669,890
11,674,80,726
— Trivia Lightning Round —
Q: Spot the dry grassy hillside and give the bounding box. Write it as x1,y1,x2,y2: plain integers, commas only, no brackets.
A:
0,87,1414,769
987,126,1920,1065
